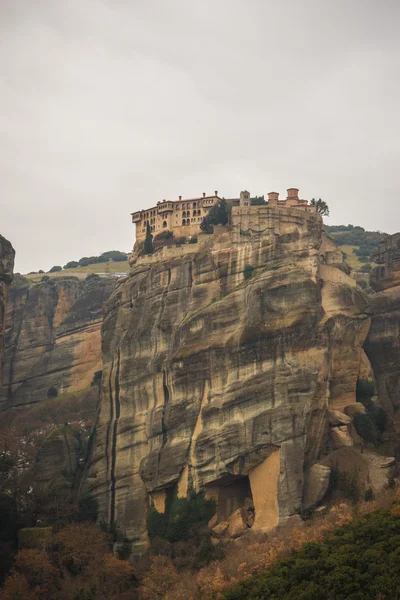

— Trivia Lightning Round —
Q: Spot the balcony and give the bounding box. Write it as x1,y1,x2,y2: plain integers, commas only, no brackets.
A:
157,202,174,214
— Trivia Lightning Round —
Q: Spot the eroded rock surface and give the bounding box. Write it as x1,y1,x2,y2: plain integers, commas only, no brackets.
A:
0,235,15,382
365,233,400,417
87,207,371,555
0,275,116,409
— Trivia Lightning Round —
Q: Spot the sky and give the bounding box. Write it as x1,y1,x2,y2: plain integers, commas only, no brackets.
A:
1,0,399,273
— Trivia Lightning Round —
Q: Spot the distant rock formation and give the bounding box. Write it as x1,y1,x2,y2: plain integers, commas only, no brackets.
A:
0,275,116,409
86,206,374,556
0,234,15,383
365,233,400,416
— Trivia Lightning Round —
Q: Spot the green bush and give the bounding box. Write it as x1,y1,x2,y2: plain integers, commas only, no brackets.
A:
154,231,173,241
223,508,400,600
64,261,79,269
147,491,216,544
356,379,375,402
175,237,187,245
356,379,387,436
49,265,62,273
86,273,100,281
353,413,377,445
200,199,230,234
189,236,198,244
41,275,50,282
100,250,127,262
250,196,266,205
244,264,255,280
47,386,58,398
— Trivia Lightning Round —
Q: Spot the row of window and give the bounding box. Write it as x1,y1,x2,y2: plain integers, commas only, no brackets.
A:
140,217,203,233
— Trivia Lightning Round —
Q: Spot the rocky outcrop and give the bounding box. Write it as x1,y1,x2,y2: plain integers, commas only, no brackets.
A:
0,275,116,409
365,233,400,417
0,235,15,382
87,207,372,556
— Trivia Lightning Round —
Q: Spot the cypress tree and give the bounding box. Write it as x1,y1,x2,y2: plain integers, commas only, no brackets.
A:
144,222,153,254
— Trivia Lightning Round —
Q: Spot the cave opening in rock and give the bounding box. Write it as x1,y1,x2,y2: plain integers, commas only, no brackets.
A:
207,475,255,528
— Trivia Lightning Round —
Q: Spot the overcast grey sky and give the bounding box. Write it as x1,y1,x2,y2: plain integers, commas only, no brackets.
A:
1,0,399,273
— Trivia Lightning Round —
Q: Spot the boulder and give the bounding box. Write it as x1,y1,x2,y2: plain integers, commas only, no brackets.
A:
328,410,352,426
227,509,245,538
344,403,366,417
331,426,353,449
302,464,331,510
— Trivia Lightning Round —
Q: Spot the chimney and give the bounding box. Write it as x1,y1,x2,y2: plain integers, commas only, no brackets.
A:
287,188,299,200
268,192,279,202
215,190,218,197
179,195,182,201
203,192,206,197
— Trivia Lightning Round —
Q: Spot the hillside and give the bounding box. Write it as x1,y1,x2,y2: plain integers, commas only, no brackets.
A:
223,503,400,600
24,250,130,281
324,224,388,272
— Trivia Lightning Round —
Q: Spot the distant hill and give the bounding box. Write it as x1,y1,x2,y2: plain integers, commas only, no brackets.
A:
24,250,130,281
325,224,389,272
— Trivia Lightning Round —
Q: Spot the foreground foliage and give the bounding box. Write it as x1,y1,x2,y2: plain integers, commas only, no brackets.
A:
223,506,400,600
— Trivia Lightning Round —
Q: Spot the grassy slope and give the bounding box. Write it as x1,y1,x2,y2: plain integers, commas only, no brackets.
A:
24,260,130,282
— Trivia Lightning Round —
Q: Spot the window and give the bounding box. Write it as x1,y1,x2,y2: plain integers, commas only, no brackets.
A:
163,221,167,228
182,219,186,225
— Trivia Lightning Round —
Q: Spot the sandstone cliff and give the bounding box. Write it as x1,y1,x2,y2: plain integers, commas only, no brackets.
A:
87,207,372,555
0,274,116,410
0,235,15,383
365,233,400,417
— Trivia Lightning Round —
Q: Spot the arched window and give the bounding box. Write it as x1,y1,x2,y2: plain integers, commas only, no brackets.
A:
193,202,197,208
187,211,191,217
163,221,167,228
182,211,186,218
182,219,186,225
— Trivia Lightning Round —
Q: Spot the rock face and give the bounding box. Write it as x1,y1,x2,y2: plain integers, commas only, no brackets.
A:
87,206,371,555
365,233,400,416
0,235,15,382
0,275,116,409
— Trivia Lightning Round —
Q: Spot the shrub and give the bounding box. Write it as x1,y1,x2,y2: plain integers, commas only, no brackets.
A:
356,379,375,402
41,276,50,282
154,231,173,241
354,413,377,445
244,264,255,280
64,261,79,269
250,196,266,205
100,250,127,262
223,507,400,600
175,237,187,245
91,370,102,388
49,266,62,273
359,263,372,273
189,236,198,244
86,273,100,281
147,491,216,544
47,387,58,398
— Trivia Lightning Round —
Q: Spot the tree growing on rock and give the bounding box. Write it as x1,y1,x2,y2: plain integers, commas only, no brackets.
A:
310,198,330,216
144,223,154,254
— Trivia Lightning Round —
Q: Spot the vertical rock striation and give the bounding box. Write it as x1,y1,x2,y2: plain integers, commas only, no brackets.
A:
87,209,371,555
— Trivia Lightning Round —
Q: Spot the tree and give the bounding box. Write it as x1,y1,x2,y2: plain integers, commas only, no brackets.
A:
310,198,330,216
200,199,230,234
250,196,266,206
144,223,154,254
63,261,79,269
49,266,61,273
100,251,127,262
